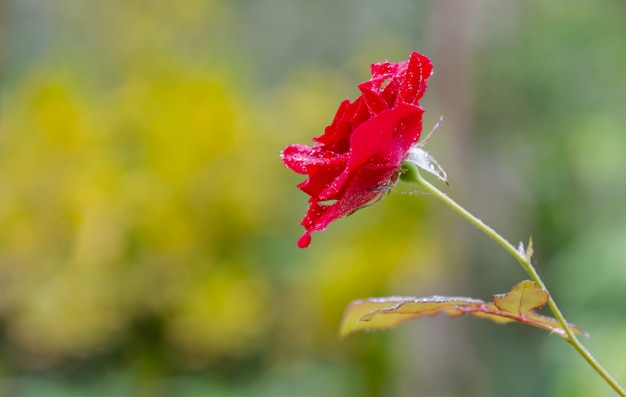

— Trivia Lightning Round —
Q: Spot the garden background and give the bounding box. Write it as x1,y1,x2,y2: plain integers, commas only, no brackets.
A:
1,1,626,396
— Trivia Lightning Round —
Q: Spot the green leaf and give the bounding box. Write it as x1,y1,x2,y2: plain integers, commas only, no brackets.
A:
340,280,587,338
526,236,534,262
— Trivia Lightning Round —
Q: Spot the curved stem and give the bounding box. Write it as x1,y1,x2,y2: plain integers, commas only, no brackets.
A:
402,164,626,397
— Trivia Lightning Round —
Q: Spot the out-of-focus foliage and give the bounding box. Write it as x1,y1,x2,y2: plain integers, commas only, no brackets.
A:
1,0,626,396
0,1,439,396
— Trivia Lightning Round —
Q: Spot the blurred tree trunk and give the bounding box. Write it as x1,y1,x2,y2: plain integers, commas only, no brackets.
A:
0,0,7,73
0,0,7,72
0,0,8,134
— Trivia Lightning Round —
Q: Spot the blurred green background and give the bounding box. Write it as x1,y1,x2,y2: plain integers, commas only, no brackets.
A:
1,1,625,396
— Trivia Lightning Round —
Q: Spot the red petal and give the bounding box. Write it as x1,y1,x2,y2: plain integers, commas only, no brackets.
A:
281,52,433,247
397,52,433,104
281,144,344,172
358,84,390,115
348,102,424,171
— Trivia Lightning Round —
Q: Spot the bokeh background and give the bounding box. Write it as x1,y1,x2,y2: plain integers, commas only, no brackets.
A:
1,0,625,396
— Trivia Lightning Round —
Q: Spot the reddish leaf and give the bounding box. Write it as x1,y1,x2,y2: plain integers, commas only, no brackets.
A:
340,280,587,338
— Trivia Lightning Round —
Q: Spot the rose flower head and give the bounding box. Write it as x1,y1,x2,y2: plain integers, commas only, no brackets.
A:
281,52,433,248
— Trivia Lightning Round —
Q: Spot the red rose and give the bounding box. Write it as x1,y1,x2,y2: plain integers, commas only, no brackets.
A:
281,52,433,248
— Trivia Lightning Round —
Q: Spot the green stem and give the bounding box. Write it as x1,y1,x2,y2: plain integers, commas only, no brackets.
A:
402,163,626,397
